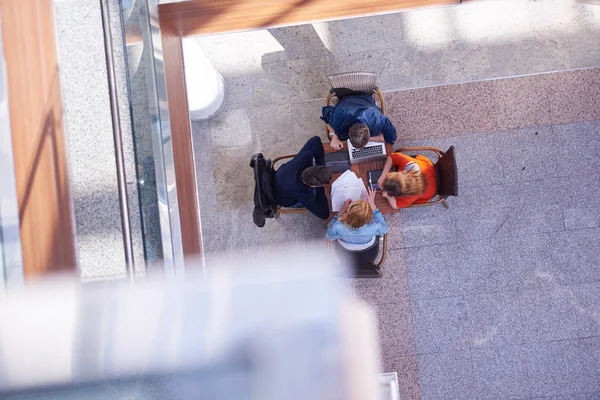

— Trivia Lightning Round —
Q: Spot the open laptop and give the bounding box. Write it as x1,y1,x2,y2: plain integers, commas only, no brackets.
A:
347,140,386,164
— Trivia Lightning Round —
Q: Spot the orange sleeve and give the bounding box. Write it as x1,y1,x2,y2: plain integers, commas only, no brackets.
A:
415,155,434,168
390,152,416,169
395,195,419,208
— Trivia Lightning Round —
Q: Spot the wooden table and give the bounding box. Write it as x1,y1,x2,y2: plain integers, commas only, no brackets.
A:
324,142,397,218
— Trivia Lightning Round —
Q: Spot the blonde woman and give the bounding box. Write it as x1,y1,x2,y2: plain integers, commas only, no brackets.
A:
377,152,437,209
326,188,388,251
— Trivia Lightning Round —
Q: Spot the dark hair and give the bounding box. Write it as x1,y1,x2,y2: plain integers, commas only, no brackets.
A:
348,123,370,148
301,166,332,187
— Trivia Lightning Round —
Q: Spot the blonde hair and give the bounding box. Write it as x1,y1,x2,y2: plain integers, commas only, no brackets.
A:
339,200,373,229
382,171,426,197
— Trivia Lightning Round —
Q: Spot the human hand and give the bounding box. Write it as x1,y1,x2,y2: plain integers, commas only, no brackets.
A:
329,135,343,150
377,175,385,190
339,199,352,214
364,187,377,210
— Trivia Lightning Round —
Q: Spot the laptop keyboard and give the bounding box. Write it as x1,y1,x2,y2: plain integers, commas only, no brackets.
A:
351,145,383,160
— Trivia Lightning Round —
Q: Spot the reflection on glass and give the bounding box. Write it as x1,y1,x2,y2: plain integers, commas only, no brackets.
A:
119,0,183,274
0,20,24,285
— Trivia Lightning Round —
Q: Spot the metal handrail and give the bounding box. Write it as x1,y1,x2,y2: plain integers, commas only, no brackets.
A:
100,0,135,282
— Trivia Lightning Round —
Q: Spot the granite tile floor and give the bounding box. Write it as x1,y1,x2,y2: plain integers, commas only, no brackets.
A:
190,1,600,399
194,115,600,400
194,91,600,400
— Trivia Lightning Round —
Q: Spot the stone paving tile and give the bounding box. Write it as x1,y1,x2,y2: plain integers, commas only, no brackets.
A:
548,228,600,285
405,243,458,301
492,71,550,129
212,145,255,212
548,68,600,126
192,121,220,236
287,56,332,102
552,121,600,178
330,48,390,83
563,174,600,231
327,13,404,54
489,29,570,85
222,74,254,110
497,126,559,182
487,233,559,292
453,184,511,242
399,206,457,248
412,296,470,354
251,61,292,106
526,340,585,398
385,80,499,141
580,336,600,394
572,281,600,338
452,240,498,296
417,350,475,400
504,177,569,237
217,208,260,251
582,393,600,400
374,301,417,359
466,291,525,348
249,104,298,155
201,232,221,253
567,23,600,69
267,25,332,60
254,212,310,248
529,394,596,400
438,39,493,86
449,134,507,188
405,240,497,300
520,287,581,343
471,345,531,400
209,108,253,149
354,248,410,305
383,212,404,250
291,99,328,148
381,355,421,400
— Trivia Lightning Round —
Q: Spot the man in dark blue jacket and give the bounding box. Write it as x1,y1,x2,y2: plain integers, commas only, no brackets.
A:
273,136,332,219
322,93,397,150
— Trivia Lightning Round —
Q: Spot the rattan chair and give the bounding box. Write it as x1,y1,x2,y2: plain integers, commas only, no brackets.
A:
394,146,459,208
270,153,308,216
328,234,388,278
324,72,386,139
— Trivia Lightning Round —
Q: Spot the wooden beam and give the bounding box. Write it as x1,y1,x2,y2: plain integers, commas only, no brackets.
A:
159,0,460,36
158,26,203,256
1,0,77,276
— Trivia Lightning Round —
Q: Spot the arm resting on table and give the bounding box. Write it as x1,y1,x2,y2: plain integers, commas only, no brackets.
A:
299,187,330,220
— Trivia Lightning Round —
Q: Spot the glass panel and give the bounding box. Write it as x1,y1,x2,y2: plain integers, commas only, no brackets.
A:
0,16,24,286
119,0,183,275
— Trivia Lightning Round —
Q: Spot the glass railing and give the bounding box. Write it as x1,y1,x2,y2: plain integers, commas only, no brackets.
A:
118,0,184,277
0,20,23,286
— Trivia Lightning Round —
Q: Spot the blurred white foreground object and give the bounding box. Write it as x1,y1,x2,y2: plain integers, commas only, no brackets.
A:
183,38,224,120
0,245,385,400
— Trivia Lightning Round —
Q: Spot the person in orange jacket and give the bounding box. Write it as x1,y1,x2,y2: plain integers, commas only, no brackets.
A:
377,152,437,209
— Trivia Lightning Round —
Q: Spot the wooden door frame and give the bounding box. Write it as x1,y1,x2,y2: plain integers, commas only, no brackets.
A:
1,0,77,277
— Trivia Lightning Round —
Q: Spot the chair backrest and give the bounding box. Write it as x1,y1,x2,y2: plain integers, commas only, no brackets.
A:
436,146,458,197
327,72,377,93
250,153,278,227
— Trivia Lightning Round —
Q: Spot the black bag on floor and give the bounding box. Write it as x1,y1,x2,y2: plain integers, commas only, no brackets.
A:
250,153,278,227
